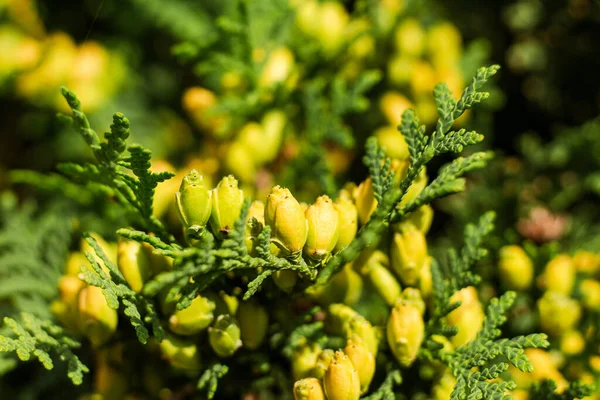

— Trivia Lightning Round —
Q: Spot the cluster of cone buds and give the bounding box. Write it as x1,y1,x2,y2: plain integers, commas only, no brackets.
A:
497,246,600,391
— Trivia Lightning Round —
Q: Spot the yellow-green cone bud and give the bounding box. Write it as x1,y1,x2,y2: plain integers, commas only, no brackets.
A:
159,334,201,373
237,300,269,350
312,349,335,379
117,239,152,292
334,194,358,251
375,126,409,160
573,251,600,275
387,298,424,367
399,288,426,316
245,200,265,255
538,254,575,294
354,178,377,225
77,286,118,347
265,186,308,256
581,279,600,310
537,291,581,336
390,225,427,286
293,377,325,400
307,264,363,306
403,205,434,234
292,343,321,381
261,110,287,163
498,245,533,291
419,256,433,300
210,175,244,237
326,304,361,336
446,287,484,347
304,195,340,260
346,317,379,356
344,335,375,394
560,330,585,356
432,370,456,400
368,261,401,306
175,170,212,232
273,270,298,292
209,314,242,358
169,295,215,336
323,351,361,400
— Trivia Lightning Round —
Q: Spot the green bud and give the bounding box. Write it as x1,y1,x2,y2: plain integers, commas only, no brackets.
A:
273,269,299,292
265,186,308,256
498,245,534,291
77,286,118,347
292,343,321,381
169,295,215,336
345,335,375,394
334,193,358,251
387,298,424,367
323,351,361,400
237,300,269,350
159,333,201,373
537,291,581,336
304,195,340,260
210,175,244,237
117,238,152,292
294,377,325,400
209,315,242,358
175,170,212,232
312,348,335,379
245,200,265,255
390,224,427,286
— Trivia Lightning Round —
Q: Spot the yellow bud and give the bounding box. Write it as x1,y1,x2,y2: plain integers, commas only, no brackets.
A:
292,343,322,381
323,351,361,400
265,186,308,255
581,279,600,310
427,23,462,69
326,304,361,336
304,195,340,260
117,239,152,292
65,251,89,276
410,61,437,96
273,270,299,292
345,335,375,394
573,251,600,275
394,18,425,57
387,56,416,86
387,298,424,367
446,287,484,347
403,205,434,234
375,126,409,160
293,377,325,400
245,200,265,255
182,87,228,136
346,317,379,356
77,286,118,347
399,288,426,316
169,295,215,336
419,256,433,300
334,193,358,251
175,170,212,232
258,47,295,88
51,300,79,334
308,264,363,306
390,225,428,286
390,160,428,207
538,254,575,294
312,349,335,379
509,349,567,391
353,178,377,225
498,245,534,291
368,260,401,306
537,291,581,336
560,330,585,356
295,0,320,37
431,370,456,400
226,141,256,183
237,300,269,350
210,175,244,237
510,389,529,400
261,110,287,162
58,275,85,305
380,92,412,127
159,334,201,373
316,2,349,55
